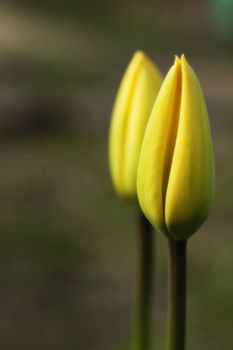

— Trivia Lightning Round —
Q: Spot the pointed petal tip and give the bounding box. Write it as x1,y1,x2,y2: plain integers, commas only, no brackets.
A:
174,55,180,64
174,55,183,70
133,50,146,61
173,55,182,75
181,54,189,65
133,51,162,80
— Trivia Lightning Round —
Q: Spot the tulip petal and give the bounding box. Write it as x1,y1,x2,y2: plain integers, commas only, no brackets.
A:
165,55,215,239
137,57,182,234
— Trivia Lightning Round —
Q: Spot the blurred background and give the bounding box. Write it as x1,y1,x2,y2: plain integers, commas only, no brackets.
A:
0,0,232,349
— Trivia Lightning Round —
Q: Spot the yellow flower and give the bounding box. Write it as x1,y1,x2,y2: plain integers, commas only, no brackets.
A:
137,55,215,239
109,51,162,204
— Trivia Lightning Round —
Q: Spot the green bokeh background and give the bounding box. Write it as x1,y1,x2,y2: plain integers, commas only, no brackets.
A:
0,1,232,349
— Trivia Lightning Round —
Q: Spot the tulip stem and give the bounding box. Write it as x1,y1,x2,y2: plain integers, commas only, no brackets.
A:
133,212,154,350
167,238,187,350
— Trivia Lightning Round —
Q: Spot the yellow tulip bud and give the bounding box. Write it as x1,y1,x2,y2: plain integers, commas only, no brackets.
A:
109,51,162,204
137,55,215,239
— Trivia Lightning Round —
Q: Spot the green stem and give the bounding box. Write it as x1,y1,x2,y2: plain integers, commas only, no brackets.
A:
167,239,187,350
133,212,154,350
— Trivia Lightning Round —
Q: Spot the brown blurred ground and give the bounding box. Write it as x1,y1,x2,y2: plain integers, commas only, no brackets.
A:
0,1,232,350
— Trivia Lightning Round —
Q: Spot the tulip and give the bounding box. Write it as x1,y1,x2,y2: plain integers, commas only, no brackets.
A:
108,51,162,350
137,54,215,240
137,55,215,350
109,51,162,204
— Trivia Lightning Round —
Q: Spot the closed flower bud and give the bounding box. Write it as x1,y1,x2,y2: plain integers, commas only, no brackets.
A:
137,55,215,239
109,51,162,204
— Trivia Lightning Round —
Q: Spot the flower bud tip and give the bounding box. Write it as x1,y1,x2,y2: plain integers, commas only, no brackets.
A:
174,55,180,64
181,54,188,63
133,50,145,61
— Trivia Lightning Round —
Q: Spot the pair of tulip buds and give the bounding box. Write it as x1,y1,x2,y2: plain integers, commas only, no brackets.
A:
109,51,215,240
